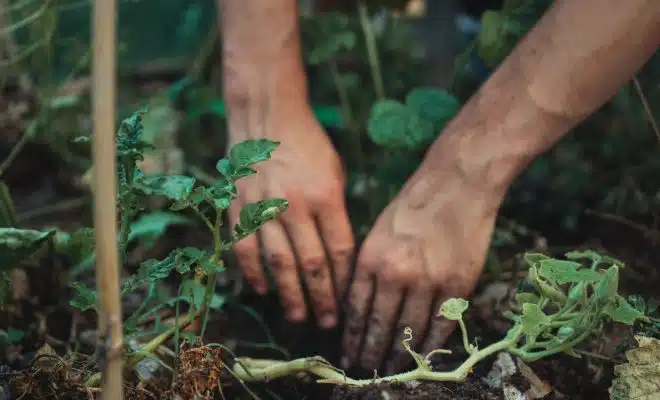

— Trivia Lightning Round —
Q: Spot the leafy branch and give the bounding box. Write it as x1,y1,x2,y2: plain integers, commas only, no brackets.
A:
228,250,648,386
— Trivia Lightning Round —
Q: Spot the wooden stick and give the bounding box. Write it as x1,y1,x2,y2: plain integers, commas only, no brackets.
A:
91,0,123,398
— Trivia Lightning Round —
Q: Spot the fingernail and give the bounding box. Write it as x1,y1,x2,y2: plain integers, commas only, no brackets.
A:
319,314,337,329
254,285,267,295
287,308,306,323
340,356,351,369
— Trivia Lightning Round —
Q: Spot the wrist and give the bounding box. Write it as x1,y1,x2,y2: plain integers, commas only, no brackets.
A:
424,68,573,197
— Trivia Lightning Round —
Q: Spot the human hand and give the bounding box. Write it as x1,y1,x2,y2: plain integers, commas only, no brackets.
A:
228,109,354,329
341,136,504,373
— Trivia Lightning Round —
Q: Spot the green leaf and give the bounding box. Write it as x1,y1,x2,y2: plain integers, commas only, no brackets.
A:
438,298,469,321
515,292,541,305
69,282,98,312
5,328,24,343
235,199,289,239
477,11,508,67
136,175,196,201
405,88,460,132
538,259,601,284
123,247,205,293
609,335,660,400
0,228,56,269
367,99,434,150
604,295,650,325
522,252,551,267
520,303,550,335
54,228,95,265
201,180,237,210
229,139,280,170
594,265,619,302
129,211,191,246
181,279,206,310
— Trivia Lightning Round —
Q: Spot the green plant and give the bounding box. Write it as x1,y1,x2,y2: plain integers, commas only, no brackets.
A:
63,109,288,386
228,250,648,386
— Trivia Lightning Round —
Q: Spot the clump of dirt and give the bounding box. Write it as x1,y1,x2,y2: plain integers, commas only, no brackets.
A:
330,378,500,400
165,341,224,400
8,349,92,400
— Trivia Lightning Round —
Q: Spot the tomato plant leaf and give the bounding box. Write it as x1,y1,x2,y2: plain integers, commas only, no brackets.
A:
69,282,98,312
235,199,289,239
538,259,601,284
136,175,196,202
123,247,206,293
0,228,56,269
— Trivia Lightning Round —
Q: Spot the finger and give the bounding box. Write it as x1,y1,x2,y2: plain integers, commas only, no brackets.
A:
385,287,434,374
282,213,338,329
316,200,355,298
359,280,404,371
260,220,307,323
341,269,374,369
229,195,266,294
420,296,458,357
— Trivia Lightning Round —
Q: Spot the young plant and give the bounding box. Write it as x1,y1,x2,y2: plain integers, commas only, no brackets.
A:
229,250,648,386
67,109,288,386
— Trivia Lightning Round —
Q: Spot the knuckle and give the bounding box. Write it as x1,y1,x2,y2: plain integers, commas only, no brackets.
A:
266,252,295,272
379,260,418,284
329,245,354,264
299,255,327,275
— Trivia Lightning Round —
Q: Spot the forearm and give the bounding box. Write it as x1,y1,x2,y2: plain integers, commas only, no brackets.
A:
217,0,309,138
428,0,660,194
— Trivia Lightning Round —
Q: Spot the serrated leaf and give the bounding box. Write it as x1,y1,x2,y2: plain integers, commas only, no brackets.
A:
604,295,649,325
129,211,191,246
564,249,602,264
438,298,469,321
69,282,98,312
538,259,601,284
235,199,289,239
0,228,56,269
367,99,434,150
522,252,550,267
181,279,206,310
594,265,619,302
229,139,280,170
609,335,660,400
123,247,205,293
405,88,460,132
136,175,196,202
520,303,550,334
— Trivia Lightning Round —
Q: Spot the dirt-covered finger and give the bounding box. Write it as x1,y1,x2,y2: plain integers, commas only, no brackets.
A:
260,220,307,323
316,200,355,297
358,280,404,371
229,194,267,294
284,216,338,329
341,269,374,368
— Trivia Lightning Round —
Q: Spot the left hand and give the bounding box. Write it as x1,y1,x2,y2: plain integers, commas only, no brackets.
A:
341,142,504,373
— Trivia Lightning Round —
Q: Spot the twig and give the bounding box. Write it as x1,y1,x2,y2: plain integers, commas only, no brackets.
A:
632,77,660,142
91,0,123,398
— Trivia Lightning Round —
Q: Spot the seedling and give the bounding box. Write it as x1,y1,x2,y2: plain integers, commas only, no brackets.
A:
230,250,648,386
66,109,288,386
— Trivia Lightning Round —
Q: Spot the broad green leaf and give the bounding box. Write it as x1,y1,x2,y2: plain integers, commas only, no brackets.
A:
229,139,280,170
520,303,550,334
69,282,98,312
405,88,460,132
515,292,540,305
202,180,237,210
538,259,601,284
522,252,551,267
136,175,196,201
0,328,24,344
129,212,191,245
367,99,435,150
235,199,289,239
123,247,205,293
0,228,56,269
594,265,619,302
477,11,508,67
438,298,469,321
604,295,649,325
201,258,225,275
609,335,660,400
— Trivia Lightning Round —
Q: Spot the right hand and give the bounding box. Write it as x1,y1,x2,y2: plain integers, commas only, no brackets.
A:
227,108,354,329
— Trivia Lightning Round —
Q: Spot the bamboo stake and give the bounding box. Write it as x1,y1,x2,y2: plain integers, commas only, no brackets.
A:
91,0,123,398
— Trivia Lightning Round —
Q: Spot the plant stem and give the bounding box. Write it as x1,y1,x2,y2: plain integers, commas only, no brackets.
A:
199,209,223,337
232,327,523,385
457,319,474,355
357,0,385,100
86,312,195,388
